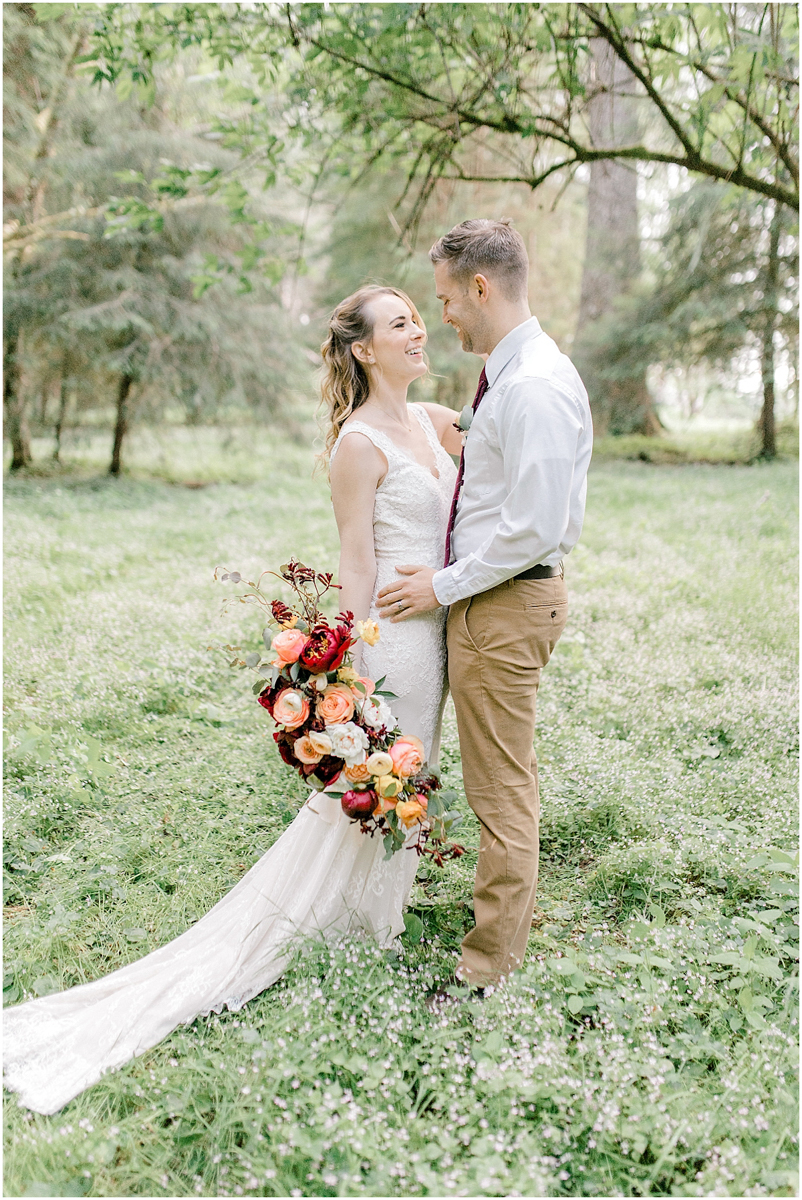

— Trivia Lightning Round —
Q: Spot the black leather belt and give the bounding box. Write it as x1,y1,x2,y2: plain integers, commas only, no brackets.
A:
514,563,562,580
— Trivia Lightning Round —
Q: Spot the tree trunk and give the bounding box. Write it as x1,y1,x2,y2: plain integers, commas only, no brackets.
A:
109,374,134,476
53,373,69,462
4,325,32,471
573,40,661,437
757,204,782,459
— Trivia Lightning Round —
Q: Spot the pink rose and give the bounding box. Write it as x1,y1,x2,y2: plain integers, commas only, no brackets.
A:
317,684,355,725
389,736,425,778
273,689,310,731
271,628,309,665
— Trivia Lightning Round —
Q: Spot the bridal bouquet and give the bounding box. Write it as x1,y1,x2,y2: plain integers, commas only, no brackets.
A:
213,559,463,864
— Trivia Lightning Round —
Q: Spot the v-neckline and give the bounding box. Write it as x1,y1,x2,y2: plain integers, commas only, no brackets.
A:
354,407,441,480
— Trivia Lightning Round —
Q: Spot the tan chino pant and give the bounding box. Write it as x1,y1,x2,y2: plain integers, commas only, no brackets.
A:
447,576,568,985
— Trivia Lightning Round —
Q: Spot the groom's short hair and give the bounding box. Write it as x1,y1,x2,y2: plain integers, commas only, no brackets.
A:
429,218,528,299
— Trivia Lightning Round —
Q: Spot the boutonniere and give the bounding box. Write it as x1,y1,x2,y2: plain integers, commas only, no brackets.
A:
452,405,474,446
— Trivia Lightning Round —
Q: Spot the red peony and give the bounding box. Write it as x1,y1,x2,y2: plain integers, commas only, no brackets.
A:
298,617,354,674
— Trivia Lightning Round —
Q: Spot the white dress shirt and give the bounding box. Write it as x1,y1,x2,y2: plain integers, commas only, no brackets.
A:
432,316,592,607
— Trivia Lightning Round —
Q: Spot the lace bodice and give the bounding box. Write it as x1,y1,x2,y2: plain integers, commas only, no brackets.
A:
331,405,457,758
332,404,457,574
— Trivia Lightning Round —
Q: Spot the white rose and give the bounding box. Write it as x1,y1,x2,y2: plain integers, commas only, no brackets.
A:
357,694,396,732
325,721,370,766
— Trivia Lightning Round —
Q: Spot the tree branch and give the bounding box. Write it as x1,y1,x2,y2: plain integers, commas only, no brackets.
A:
297,20,797,209
630,30,798,185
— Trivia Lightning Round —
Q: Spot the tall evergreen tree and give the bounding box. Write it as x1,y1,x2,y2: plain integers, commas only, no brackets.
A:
4,5,307,473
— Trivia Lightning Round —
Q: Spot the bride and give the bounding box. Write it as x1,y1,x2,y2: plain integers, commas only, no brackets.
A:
3,285,461,1115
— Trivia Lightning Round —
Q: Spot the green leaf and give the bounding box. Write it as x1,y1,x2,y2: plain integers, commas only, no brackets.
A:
32,976,59,997
770,878,798,896
567,993,584,1014
767,848,798,866
401,912,423,943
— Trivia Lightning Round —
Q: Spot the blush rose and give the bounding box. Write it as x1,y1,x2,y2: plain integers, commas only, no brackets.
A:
389,736,425,778
272,689,310,731
270,628,309,665
317,684,355,724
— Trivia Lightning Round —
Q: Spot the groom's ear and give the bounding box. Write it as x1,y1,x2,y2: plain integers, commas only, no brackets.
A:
472,273,492,304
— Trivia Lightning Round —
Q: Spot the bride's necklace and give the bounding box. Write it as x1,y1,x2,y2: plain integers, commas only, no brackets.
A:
369,403,414,435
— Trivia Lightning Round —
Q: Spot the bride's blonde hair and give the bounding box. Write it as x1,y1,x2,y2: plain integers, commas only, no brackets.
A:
319,284,426,461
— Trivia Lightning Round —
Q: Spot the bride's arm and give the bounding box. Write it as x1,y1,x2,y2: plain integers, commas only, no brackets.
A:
329,432,386,673
419,402,464,456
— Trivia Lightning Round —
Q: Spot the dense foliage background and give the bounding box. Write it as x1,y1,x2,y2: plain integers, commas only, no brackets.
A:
3,2,799,469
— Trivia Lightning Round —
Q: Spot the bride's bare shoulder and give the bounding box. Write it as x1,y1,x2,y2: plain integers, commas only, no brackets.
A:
330,425,387,489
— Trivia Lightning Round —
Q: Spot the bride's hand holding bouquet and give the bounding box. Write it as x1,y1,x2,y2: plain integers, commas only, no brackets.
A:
214,559,464,864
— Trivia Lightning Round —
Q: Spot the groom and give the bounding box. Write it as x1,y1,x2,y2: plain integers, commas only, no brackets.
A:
377,218,593,987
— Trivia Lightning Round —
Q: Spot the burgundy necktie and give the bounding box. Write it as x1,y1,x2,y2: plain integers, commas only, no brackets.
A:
443,367,488,569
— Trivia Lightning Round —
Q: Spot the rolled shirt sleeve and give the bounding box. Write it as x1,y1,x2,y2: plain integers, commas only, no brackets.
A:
432,377,588,606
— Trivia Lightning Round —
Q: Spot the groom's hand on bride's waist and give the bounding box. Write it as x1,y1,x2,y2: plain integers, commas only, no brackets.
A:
377,566,441,622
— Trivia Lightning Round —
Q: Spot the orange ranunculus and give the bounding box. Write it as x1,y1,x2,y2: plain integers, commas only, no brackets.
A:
273,689,310,731
294,734,324,764
317,684,355,724
271,628,309,665
389,735,425,778
395,798,425,827
344,761,372,784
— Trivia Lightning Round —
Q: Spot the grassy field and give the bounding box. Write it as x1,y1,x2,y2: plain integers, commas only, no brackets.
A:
3,434,799,1198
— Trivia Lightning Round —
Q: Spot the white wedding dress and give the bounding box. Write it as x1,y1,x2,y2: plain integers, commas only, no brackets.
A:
3,405,457,1115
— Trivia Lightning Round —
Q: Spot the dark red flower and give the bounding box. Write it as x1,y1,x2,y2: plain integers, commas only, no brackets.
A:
298,618,354,674
273,730,300,767
257,680,286,717
411,772,440,794
308,755,343,787
270,600,295,626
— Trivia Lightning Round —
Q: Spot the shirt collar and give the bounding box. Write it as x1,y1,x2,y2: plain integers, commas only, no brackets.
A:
484,315,542,388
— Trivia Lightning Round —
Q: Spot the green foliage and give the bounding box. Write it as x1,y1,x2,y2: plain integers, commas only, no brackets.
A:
88,3,798,223
3,434,799,1196
592,420,800,464
586,182,798,417
3,4,310,460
